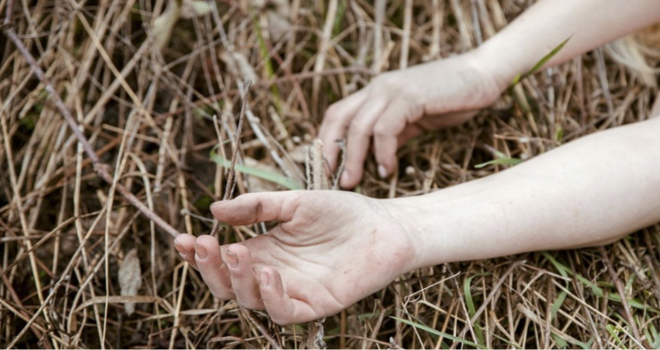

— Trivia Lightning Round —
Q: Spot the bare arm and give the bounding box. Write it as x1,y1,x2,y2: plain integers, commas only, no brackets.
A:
480,0,660,79
404,0,660,267
320,0,660,188
399,117,660,269
176,0,660,324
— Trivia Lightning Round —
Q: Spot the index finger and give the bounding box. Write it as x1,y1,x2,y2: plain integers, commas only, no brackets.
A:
319,89,369,170
210,191,303,226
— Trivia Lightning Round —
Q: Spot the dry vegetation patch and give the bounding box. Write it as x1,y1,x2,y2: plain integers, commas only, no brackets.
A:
1,0,659,348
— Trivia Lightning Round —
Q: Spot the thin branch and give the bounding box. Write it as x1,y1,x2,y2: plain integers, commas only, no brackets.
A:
3,13,180,239
242,309,282,349
3,0,14,26
598,245,643,347
223,77,252,200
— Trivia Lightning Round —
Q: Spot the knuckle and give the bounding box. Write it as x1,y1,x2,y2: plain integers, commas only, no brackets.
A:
324,103,342,120
372,73,398,92
373,73,393,86
232,193,250,206
348,121,371,136
372,122,391,137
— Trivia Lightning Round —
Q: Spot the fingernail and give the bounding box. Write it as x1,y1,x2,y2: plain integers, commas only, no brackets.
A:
258,269,270,287
210,201,221,210
173,239,183,252
224,249,238,269
341,171,350,184
378,165,388,178
194,244,207,260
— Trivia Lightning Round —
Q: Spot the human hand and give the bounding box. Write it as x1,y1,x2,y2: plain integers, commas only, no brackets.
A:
174,190,417,325
319,50,509,188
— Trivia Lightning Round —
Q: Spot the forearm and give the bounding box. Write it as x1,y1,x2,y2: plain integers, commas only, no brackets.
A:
477,0,660,83
395,117,660,269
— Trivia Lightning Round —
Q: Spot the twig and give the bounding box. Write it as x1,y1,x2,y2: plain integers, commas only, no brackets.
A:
223,77,252,200
311,0,338,113
595,48,615,123
242,309,282,349
305,320,327,349
3,15,180,239
216,79,284,348
3,0,14,26
332,139,346,190
311,139,326,190
598,245,643,347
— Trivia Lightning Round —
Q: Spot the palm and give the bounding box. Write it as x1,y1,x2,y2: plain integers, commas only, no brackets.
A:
175,191,415,324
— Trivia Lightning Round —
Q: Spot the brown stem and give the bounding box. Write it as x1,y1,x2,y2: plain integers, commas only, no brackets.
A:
223,78,252,200
3,20,180,238
598,245,643,347
3,0,13,25
242,309,282,349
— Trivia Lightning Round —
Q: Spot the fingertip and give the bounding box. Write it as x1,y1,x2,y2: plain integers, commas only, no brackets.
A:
174,234,197,266
226,243,248,257
378,164,388,178
375,153,397,179
339,170,353,189
174,233,196,250
340,161,365,188
222,244,249,270
223,244,263,309
257,268,270,288
259,268,316,325
258,267,280,291
209,200,225,219
258,267,288,323
195,234,219,248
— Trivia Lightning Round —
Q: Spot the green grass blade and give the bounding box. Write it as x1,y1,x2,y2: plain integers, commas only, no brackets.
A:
463,273,489,345
511,35,572,86
551,333,568,349
541,253,657,313
551,291,568,321
525,36,572,77
210,152,303,190
474,157,522,169
541,252,570,279
391,316,487,349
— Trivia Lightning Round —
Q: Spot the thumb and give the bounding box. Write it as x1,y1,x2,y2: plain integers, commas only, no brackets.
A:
210,191,302,226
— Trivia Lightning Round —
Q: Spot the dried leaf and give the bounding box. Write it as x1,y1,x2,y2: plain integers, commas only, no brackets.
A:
75,296,159,313
152,2,181,49
289,144,308,163
119,248,142,316
180,0,212,19
266,0,291,41
254,0,291,41
219,51,258,83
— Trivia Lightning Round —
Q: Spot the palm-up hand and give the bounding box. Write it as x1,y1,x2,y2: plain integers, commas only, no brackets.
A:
175,190,417,325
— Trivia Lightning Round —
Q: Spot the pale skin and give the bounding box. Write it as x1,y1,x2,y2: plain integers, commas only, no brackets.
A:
175,0,660,325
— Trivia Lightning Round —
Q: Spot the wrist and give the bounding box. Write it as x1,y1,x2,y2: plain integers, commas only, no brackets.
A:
385,194,462,271
472,41,520,91
387,179,518,270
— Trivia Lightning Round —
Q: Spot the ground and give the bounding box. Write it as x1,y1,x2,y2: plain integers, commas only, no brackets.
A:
1,0,659,348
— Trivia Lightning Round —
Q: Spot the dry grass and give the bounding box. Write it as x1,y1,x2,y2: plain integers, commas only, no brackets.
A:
1,0,660,348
